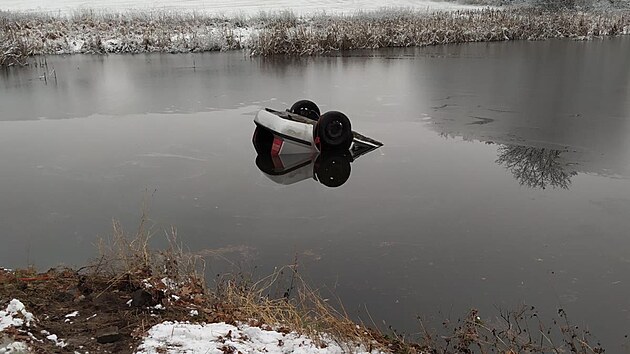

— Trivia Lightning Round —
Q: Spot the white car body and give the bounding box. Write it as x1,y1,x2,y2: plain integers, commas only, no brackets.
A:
254,108,318,155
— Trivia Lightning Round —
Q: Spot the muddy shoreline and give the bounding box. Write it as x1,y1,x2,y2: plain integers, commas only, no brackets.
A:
0,262,607,353
0,266,410,354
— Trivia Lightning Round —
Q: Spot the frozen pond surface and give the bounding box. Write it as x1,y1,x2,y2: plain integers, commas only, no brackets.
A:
0,0,484,16
2,38,630,349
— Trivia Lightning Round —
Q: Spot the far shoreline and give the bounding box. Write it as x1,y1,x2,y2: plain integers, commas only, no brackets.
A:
1,7,629,67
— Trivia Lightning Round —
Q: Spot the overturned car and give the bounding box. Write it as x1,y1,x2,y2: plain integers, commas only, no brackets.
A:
253,100,383,187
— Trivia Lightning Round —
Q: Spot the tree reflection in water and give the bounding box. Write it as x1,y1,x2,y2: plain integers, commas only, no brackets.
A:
495,145,577,190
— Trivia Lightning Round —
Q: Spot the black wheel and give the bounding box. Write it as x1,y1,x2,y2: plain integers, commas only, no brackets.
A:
314,153,351,188
289,100,320,121
252,126,274,155
314,111,353,151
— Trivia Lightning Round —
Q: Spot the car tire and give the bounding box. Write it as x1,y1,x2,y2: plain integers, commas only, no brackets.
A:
289,100,321,121
314,111,353,151
315,153,351,188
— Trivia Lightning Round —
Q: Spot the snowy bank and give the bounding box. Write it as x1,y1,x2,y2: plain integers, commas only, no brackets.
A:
0,264,398,353
1,7,629,64
136,321,391,354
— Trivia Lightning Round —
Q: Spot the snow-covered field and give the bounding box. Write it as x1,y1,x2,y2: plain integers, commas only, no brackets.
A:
0,0,485,16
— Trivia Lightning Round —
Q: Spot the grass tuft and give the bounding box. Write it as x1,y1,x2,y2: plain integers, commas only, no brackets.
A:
92,212,206,298
0,28,33,67
214,265,402,352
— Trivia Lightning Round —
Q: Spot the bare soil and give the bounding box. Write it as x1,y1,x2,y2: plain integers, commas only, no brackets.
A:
0,268,230,354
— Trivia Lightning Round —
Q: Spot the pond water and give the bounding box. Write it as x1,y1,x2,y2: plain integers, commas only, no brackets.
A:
1,38,630,350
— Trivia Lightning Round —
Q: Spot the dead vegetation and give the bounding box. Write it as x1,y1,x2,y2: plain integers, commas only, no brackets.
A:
250,8,630,55
0,9,246,67
418,306,606,353
213,264,416,353
94,212,400,352
0,7,629,66
0,29,33,67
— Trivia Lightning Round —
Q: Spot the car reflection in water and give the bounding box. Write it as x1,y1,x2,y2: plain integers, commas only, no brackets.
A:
253,128,382,188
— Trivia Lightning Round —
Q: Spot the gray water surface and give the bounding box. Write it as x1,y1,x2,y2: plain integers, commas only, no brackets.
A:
1,38,630,350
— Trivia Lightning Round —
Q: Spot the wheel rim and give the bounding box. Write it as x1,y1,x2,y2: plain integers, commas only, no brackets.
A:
325,120,344,140
290,100,320,120
299,108,315,119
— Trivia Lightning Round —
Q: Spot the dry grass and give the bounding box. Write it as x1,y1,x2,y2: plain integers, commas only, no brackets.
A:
418,306,606,353
0,29,33,67
91,211,207,303
85,214,400,352
214,265,412,352
93,212,390,349
0,9,245,64
250,8,630,56
0,7,629,66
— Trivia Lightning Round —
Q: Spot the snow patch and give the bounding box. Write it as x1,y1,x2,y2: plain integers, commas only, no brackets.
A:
46,334,68,348
135,321,389,354
0,300,34,331
160,277,177,290
1,300,35,354
64,311,79,323
0,341,29,354
1,299,67,351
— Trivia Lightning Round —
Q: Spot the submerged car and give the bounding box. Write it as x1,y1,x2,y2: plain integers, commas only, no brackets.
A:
253,100,383,187
253,100,382,155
